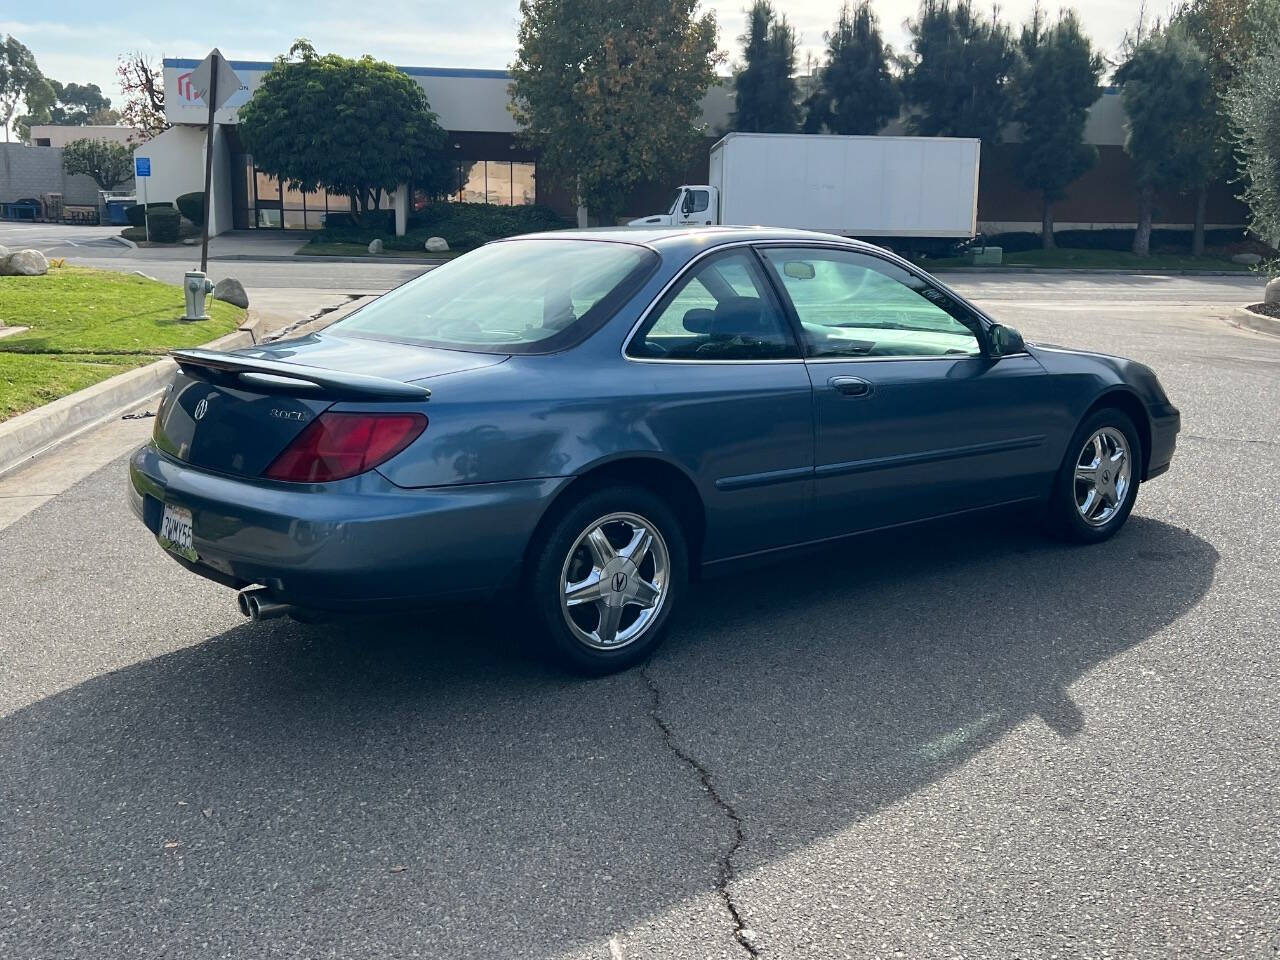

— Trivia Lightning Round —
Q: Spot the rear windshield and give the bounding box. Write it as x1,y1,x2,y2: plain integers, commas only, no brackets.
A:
332,239,659,354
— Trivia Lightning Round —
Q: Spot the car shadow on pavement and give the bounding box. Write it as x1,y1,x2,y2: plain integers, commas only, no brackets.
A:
0,513,1217,958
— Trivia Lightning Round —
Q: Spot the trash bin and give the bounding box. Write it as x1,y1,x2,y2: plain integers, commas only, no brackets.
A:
104,200,132,226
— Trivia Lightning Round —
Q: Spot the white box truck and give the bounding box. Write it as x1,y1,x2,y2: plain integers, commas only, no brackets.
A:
629,131,981,251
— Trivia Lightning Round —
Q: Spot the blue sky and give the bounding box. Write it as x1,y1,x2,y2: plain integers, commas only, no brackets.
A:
3,0,1151,113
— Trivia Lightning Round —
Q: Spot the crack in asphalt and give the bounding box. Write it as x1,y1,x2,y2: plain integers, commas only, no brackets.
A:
641,664,759,958
1182,433,1279,447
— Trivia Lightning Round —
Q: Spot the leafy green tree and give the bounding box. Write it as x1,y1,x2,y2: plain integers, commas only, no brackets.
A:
13,76,54,142
0,35,45,143
1174,0,1280,253
1012,7,1104,248
804,1,900,135
16,80,118,141
239,41,452,220
1117,26,1217,256
61,137,135,190
48,82,116,125
1227,47,1280,260
511,0,721,224
733,0,801,133
1178,0,1280,97
901,0,1018,144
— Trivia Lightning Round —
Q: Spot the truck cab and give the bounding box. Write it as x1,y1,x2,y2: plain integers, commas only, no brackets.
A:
628,185,719,227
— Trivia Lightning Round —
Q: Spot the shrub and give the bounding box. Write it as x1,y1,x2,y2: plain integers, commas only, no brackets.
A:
311,202,571,253
175,192,206,227
146,207,181,244
124,202,175,228
975,227,1251,255
321,209,395,232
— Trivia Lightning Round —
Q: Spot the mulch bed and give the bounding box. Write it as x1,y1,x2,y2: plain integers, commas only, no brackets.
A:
1247,302,1280,320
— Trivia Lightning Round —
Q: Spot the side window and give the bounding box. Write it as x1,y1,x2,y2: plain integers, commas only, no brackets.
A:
628,251,799,361
687,190,710,214
762,248,982,359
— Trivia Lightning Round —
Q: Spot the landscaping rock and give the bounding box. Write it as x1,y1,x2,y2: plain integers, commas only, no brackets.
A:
1266,276,1280,305
0,245,9,259
1231,252,1263,265
368,239,384,254
213,277,249,309
0,249,49,277
425,236,450,253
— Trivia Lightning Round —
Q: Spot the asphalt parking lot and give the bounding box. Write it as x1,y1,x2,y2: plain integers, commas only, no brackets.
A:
0,271,1276,958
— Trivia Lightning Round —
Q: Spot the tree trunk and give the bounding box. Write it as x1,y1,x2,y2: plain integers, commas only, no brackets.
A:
1133,185,1154,257
1042,195,1056,249
1192,185,1207,257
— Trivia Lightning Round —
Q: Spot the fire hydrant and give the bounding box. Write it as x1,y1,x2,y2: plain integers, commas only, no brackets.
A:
182,270,215,321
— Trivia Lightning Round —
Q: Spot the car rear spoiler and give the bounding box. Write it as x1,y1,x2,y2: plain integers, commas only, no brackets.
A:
170,348,431,401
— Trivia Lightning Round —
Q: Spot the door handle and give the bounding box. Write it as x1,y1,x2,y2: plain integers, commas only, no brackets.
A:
828,376,873,398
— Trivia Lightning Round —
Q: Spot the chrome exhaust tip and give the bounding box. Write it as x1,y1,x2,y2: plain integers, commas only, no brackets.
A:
237,587,291,621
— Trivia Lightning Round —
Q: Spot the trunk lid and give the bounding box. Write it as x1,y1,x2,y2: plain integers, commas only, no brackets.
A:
154,333,505,478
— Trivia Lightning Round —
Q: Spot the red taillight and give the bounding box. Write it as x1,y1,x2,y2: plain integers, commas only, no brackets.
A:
264,412,428,483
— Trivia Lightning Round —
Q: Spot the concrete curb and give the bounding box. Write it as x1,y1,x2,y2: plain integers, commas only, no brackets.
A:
0,312,264,479
1228,304,1280,337
202,253,447,266
928,266,1254,277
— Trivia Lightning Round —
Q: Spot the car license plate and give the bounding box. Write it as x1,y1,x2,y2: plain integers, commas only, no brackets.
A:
158,503,197,562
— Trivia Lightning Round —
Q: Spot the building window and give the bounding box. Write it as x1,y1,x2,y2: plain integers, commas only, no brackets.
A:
437,160,537,206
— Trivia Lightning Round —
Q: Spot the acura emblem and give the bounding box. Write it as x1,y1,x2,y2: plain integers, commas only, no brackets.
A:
193,398,209,421
612,571,628,593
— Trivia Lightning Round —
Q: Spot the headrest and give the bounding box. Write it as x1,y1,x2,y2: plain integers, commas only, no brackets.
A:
681,307,716,334
711,296,768,338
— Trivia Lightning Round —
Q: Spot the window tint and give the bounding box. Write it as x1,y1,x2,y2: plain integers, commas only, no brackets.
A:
762,248,981,359
333,239,657,354
628,251,798,361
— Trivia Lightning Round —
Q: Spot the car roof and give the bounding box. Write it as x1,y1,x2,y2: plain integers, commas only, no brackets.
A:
508,225,891,255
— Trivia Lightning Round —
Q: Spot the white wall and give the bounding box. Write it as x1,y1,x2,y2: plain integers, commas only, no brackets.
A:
163,60,520,132
132,124,234,235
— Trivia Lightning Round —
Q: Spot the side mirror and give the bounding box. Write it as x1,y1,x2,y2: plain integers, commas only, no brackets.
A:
681,193,694,214
987,323,1025,357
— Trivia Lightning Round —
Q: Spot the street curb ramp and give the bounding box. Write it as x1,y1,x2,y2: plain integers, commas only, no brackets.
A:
0,313,265,479
1229,304,1280,338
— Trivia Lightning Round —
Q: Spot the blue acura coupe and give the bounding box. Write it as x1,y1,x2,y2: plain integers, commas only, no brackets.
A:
129,227,1180,673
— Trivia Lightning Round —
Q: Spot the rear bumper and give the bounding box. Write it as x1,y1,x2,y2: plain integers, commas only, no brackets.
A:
1146,402,1180,480
128,442,570,608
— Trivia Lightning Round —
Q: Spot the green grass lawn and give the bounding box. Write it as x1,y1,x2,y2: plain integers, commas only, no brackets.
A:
0,267,245,422
300,242,460,260
925,248,1252,271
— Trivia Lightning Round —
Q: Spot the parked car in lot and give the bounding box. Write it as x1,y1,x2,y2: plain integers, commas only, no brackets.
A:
129,227,1180,673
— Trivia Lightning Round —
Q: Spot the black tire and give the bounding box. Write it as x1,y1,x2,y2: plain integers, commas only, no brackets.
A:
1044,407,1143,543
528,485,688,675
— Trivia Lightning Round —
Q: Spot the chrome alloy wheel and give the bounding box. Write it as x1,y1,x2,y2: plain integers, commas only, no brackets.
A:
559,511,670,650
1074,426,1132,527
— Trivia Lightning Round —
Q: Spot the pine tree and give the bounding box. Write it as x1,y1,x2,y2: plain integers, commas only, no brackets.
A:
1012,7,1105,248
733,0,801,133
804,1,900,135
1116,25,1217,256
902,0,1017,144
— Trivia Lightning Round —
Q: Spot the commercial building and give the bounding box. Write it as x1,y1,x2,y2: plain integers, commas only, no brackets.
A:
137,55,1244,238
28,124,141,149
